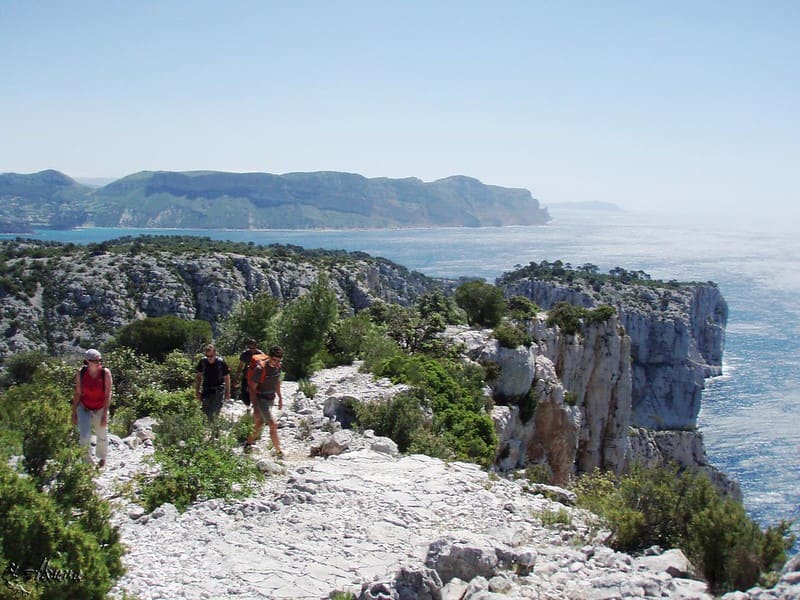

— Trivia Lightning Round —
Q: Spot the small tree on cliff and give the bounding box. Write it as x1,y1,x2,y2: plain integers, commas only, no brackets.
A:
277,274,339,380
454,280,506,328
215,291,280,354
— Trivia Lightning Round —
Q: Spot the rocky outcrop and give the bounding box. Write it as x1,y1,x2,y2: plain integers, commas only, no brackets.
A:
0,239,439,364
627,427,742,501
447,296,737,497
500,278,727,430
99,364,727,600
450,313,632,483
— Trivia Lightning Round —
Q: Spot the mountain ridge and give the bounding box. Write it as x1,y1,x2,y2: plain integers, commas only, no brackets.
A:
0,169,551,230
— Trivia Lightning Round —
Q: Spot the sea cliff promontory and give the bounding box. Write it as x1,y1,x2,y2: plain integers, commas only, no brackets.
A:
2,240,727,484
0,169,551,230
2,237,796,598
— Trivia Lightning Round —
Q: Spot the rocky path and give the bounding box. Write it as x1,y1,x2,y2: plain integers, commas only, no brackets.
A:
95,364,796,600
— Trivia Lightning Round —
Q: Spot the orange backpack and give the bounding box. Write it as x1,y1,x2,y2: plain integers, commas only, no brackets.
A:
246,353,270,387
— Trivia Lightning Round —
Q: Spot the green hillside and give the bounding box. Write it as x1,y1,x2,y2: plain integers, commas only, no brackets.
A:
0,170,94,230
0,169,551,230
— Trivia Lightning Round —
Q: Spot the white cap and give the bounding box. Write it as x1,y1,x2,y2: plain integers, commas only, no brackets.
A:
85,348,102,361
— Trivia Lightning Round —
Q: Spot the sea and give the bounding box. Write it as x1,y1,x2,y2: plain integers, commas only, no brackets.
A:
3,208,799,549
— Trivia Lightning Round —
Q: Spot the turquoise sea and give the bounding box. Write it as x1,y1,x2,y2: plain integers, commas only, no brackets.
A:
4,208,799,547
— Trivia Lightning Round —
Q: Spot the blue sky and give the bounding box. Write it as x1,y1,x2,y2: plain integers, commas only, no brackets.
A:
1,1,798,217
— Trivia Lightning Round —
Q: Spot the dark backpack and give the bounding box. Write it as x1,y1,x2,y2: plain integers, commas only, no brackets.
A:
201,356,227,387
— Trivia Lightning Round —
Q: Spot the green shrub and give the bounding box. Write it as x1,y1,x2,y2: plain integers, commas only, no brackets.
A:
407,428,454,461
359,330,402,374
434,407,496,467
0,377,124,598
354,393,425,453
417,290,466,324
297,379,318,399
277,274,339,380
109,405,137,438
364,352,496,465
133,388,194,419
214,291,280,355
154,350,196,391
585,304,616,325
506,295,539,320
0,458,125,599
492,321,532,349
99,347,154,406
324,313,378,365
228,412,255,445
546,302,586,335
572,464,795,594
138,411,261,512
0,349,49,387
524,463,552,484
454,280,506,327
482,360,501,382
114,315,212,361
540,508,572,527
0,385,75,478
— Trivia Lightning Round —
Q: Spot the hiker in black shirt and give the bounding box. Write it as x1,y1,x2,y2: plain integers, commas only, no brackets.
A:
195,343,231,420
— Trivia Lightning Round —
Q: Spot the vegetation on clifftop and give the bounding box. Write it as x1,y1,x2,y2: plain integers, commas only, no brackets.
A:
0,249,792,596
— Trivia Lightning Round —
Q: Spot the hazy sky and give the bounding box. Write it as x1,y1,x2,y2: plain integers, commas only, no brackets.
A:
1,1,797,216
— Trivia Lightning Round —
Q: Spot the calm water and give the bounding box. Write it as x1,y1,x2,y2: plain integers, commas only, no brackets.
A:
4,209,799,544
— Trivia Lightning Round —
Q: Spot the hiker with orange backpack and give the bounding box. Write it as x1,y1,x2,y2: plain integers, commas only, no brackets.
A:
234,338,263,410
72,348,113,467
244,345,284,457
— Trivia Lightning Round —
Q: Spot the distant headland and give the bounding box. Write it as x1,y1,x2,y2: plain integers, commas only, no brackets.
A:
0,169,550,231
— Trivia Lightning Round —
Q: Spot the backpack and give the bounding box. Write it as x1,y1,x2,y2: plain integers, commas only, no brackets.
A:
201,356,227,387
246,353,271,387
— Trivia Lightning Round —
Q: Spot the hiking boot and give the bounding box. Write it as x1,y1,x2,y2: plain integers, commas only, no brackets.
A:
97,459,106,468
274,450,283,459
243,442,253,454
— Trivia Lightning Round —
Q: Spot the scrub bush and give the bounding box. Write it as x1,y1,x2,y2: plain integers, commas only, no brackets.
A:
138,410,261,512
354,392,424,453
0,383,124,599
114,315,212,361
573,464,794,594
454,280,506,327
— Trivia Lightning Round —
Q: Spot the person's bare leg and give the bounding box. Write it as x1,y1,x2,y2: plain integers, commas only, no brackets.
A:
246,410,264,447
268,420,282,456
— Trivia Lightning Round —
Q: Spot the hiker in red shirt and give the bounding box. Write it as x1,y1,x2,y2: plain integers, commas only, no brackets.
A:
72,348,113,467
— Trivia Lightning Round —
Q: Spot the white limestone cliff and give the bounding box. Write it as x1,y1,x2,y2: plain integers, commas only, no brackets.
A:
501,278,727,430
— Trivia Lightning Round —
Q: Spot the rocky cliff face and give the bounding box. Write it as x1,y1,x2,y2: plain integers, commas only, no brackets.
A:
0,239,438,364
448,315,632,485
501,278,727,430
446,275,735,494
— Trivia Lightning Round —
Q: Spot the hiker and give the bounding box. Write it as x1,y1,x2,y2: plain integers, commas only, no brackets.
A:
72,348,113,467
245,345,284,457
195,343,231,420
234,338,263,409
